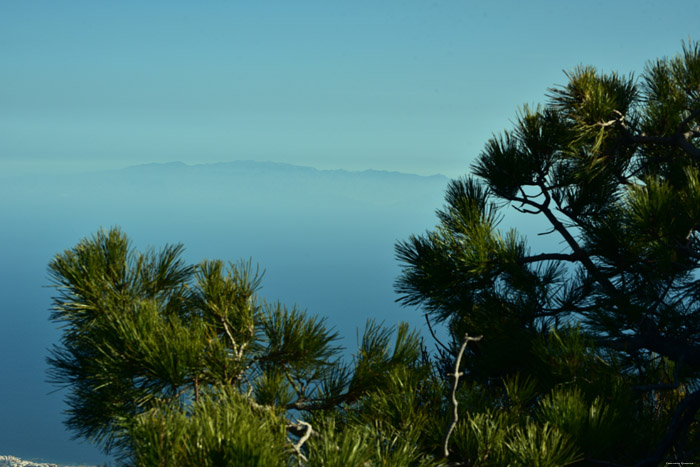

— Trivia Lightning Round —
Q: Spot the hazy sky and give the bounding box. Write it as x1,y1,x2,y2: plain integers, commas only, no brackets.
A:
1,0,698,177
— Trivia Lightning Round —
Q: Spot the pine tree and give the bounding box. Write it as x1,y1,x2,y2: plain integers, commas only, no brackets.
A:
396,41,700,464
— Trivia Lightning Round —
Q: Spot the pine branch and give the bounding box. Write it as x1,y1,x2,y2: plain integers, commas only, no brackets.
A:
519,252,581,264
631,133,700,160
624,106,700,161
513,183,620,298
599,329,700,368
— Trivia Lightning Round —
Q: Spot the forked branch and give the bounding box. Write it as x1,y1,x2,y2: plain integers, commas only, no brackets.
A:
288,420,313,464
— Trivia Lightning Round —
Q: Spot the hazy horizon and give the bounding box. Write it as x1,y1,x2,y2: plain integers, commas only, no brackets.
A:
3,1,699,179
0,158,451,179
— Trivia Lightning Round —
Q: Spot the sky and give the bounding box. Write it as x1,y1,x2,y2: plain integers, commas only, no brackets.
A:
2,0,698,178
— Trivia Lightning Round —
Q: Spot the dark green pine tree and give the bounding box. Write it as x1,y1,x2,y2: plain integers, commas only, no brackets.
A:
396,41,700,465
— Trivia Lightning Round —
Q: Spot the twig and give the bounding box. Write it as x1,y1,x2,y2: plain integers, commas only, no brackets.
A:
443,333,482,459
220,318,239,354
220,317,247,362
425,314,451,354
290,420,313,464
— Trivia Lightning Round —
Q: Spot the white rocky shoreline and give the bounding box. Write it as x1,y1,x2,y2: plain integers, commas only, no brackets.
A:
0,456,96,467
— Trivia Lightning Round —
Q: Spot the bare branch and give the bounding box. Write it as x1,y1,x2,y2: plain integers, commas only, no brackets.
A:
629,132,700,161
595,110,626,129
289,420,313,464
220,318,239,356
219,316,248,365
443,333,483,459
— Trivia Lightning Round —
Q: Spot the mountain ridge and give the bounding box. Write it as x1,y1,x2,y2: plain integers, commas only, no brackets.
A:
118,159,448,181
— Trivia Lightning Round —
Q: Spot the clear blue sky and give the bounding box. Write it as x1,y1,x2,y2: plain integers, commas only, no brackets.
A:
1,0,698,177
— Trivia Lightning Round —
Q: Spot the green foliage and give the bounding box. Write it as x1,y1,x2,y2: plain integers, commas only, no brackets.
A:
306,417,373,467
537,387,621,458
505,421,582,467
123,387,288,467
307,414,437,467
48,227,443,464
450,411,510,465
48,42,700,465
395,40,700,465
